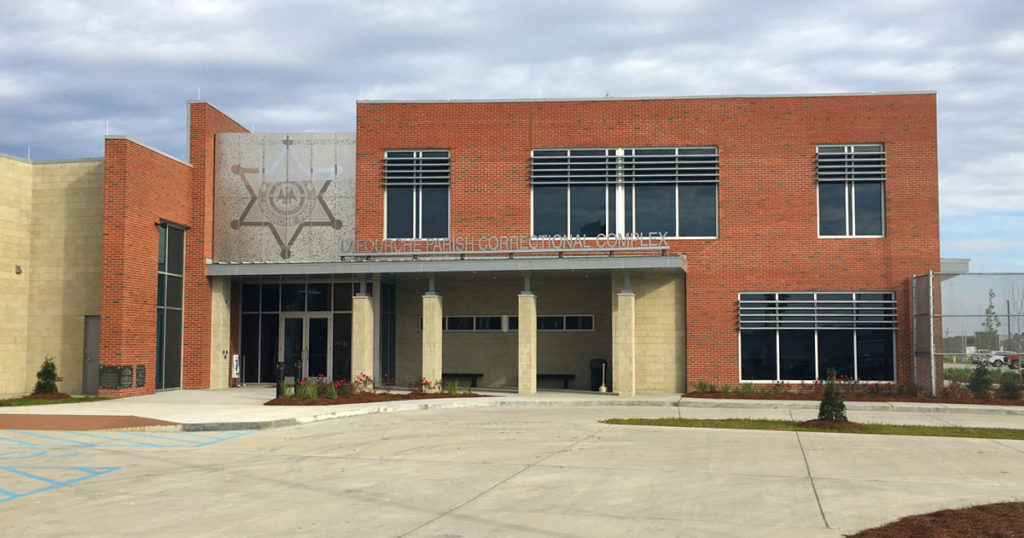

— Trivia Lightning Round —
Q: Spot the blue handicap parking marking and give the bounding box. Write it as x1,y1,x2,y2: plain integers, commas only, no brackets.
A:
0,466,119,503
0,433,38,447
0,450,49,460
120,430,256,447
0,430,255,502
0,430,256,449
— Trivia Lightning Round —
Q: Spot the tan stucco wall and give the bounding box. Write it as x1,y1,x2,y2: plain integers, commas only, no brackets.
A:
0,155,34,397
26,160,104,395
613,272,687,393
395,276,612,390
0,155,103,397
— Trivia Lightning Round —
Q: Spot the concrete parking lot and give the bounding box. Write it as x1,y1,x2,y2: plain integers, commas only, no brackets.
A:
3,402,1024,537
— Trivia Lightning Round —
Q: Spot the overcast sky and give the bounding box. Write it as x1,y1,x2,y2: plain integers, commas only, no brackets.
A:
1,0,1021,272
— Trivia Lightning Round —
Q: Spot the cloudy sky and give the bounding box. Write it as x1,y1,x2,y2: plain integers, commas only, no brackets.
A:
1,0,1021,271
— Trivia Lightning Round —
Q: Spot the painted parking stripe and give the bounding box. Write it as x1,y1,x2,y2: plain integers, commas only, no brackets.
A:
0,466,119,503
194,431,255,446
0,434,36,447
8,431,97,446
121,430,255,446
176,431,228,440
120,432,210,446
59,431,166,448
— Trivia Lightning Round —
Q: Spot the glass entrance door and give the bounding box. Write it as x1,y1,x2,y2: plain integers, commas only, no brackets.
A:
280,314,332,380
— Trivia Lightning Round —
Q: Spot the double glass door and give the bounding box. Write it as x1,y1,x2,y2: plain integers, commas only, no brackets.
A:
280,314,332,380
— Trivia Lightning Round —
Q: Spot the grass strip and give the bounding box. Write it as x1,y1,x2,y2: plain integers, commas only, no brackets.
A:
601,418,1024,441
0,396,107,407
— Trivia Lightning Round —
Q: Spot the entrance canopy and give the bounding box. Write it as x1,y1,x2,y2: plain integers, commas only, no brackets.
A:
206,253,686,278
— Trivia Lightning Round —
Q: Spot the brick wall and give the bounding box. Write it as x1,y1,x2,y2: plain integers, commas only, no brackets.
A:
100,103,247,397
356,94,941,390
100,138,192,397
184,102,248,389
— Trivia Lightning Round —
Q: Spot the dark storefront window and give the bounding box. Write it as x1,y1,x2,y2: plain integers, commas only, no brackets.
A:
156,224,185,389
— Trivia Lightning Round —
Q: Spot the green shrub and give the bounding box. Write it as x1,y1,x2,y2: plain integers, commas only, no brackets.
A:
694,380,709,393
817,369,848,422
446,380,459,395
968,365,994,397
720,384,732,394
896,383,923,397
996,379,1023,400
34,356,59,394
739,383,756,395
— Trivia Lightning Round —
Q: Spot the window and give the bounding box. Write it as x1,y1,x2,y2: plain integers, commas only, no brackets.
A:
428,315,594,332
817,144,884,237
538,315,594,331
531,147,718,238
738,292,896,381
156,223,185,389
384,150,449,238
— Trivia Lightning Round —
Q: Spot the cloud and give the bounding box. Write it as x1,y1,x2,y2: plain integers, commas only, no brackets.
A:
1,0,1022,269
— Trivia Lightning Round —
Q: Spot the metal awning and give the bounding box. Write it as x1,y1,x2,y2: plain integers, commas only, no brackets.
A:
206,254,686,277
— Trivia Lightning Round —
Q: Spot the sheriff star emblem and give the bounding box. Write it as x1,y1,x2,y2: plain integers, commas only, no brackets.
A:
230,137,343,259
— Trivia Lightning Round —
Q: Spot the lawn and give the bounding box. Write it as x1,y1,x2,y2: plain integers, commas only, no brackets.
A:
601,417,1024,441
0,395,107,407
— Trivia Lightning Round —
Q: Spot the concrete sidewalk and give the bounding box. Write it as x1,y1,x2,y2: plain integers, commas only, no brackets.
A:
2,385,1023,431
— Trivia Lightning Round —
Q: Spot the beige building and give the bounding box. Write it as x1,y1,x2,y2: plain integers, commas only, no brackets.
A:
0,152,103,397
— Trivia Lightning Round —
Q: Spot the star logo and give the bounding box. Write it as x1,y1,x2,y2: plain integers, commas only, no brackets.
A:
230,137,343,259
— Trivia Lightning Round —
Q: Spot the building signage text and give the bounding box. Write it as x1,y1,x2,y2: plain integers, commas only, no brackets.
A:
344,233,669,254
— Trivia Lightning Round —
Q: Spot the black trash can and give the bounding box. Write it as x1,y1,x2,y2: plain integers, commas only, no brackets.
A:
589,358,608,391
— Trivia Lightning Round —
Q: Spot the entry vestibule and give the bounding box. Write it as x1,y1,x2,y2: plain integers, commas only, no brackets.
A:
238,281,361,384
212,254,685,394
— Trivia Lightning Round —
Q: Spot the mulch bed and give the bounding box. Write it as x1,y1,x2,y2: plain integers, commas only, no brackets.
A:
683,392,1024,406
266,392,488,406
848,501,1024,537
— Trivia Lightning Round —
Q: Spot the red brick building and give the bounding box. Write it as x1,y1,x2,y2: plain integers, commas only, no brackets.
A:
94,92,939,397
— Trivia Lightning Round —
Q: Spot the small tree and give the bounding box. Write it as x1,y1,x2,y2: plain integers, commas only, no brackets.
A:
968,363,993,398
817,368,848,422
34,356,59,394
983,288,1002,333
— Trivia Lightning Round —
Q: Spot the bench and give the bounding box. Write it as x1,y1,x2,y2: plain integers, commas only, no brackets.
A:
442,372,484,387
537,373,575,389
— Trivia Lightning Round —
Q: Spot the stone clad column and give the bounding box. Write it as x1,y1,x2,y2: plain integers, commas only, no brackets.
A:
613,285,637,397
208,276,231,389
351,294,375,382
422,292,443,384
518,291,537,394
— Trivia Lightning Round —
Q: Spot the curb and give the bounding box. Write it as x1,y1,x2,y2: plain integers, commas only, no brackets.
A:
171,395,1024,431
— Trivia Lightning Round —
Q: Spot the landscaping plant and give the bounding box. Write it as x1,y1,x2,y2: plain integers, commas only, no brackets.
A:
817,368,848,422
355,372,374,393
969,364,994,398
996,378,1023,400
34,356,60,394
295,379,318,399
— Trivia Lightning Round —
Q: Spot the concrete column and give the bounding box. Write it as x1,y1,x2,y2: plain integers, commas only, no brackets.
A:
518,292,537,394
351,294,375,382
209,276,231,389
421,293,443,384
613,291,636,396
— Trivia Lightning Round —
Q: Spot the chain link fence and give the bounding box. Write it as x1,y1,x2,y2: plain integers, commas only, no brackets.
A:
912,272,1024,397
